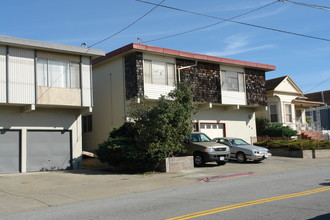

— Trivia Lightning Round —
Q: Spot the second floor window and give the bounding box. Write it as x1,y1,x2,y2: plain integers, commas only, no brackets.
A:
221,70,245,92
143,60,175,86
37,58,80,88
269,104,278,122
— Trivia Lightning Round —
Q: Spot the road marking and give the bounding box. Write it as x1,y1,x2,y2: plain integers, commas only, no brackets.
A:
166,186,330,220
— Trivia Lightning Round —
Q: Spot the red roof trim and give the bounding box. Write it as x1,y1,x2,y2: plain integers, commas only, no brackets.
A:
93,43,276,71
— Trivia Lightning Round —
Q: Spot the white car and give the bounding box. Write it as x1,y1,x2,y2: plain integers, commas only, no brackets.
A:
212,137,271,163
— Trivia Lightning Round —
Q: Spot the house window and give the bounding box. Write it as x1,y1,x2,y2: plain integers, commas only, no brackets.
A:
296,109,302,123
221,70,245,92
143,59,175,86
269,105,278,122
285,104,292,122
82,115,92,132
37,58,80,88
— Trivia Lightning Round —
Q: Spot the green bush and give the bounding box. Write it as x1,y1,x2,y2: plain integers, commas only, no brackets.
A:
263,124,297,137
96,81,196,172
254,139,330,150
256,117,270,136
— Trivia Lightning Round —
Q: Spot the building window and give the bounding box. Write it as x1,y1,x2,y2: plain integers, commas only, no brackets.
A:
296,109,302,123
143,59,175,86
285,104,292,122
37,58,80,88
221,70,245,92
269,105,278,122
82,115,92,132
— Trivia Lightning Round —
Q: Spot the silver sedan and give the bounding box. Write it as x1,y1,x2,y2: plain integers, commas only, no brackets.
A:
212,137,271,163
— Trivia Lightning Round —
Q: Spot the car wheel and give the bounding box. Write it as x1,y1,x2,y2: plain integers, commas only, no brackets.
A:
216,161,226,166
194,153,205,167
236,152,246,163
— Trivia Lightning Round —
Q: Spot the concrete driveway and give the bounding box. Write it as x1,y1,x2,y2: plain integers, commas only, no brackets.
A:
0,156,329,215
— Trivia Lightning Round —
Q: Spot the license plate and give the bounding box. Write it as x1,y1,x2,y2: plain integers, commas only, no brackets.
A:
220,156,224,160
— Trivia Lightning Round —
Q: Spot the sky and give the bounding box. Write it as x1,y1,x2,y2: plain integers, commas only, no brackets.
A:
1,0,329,93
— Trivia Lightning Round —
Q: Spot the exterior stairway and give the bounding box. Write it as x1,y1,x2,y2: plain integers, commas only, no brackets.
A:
300,131,325,141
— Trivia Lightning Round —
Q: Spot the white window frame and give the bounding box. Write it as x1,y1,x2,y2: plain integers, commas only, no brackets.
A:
37,58,80,89
285,104,292,123
143,59,176,86
221,70,245,92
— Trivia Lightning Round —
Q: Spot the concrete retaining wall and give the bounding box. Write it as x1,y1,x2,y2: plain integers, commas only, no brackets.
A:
159,156,194,173
269,148,330,159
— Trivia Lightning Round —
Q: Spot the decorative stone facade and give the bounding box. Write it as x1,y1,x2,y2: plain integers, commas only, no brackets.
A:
245,68,267,106
124,52,144,100
176,58,221,103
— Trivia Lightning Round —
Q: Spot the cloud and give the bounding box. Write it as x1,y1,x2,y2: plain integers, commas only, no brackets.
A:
203,34,275,57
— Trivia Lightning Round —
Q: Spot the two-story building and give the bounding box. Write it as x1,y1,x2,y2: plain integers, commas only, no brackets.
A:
0,36,104,173
83,43,276,152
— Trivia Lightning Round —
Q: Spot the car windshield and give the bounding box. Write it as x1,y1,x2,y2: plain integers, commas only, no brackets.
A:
230,139,249,145
190,133,211,142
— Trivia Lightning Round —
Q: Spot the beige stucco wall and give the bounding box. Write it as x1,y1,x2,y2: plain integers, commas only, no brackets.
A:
83,57,126,151
194,105,257,144
0,106,82,172
37,86,81,106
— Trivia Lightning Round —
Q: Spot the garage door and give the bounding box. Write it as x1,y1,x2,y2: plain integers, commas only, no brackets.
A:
27,130,72,172
0,130,20,174
200,123,225,139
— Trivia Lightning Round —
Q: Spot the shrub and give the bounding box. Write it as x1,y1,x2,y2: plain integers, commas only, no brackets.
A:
263,124,297,137
96,81,196,172
256,117,270,136
254,139,330,150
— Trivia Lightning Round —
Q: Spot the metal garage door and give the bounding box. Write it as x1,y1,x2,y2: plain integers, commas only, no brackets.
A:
27,130,72,172
0,130,20,174
200,123,225,139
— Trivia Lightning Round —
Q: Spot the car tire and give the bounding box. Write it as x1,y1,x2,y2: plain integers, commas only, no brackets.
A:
216,161,226,166
236,152,246,163
194,153,205,167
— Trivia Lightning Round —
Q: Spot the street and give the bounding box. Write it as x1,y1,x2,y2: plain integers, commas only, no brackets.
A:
1,158,330,220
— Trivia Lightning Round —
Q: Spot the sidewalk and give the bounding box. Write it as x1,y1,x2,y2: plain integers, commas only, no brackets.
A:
0,156,329,216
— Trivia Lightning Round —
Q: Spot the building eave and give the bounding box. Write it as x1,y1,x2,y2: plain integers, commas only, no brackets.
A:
93,43,276,71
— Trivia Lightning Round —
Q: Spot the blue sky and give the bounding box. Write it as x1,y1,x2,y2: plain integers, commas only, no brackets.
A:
1,0,329,93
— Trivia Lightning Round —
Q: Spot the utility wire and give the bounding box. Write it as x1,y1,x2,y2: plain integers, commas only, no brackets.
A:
87,0,166,48
278,0,330,11
137,0,330,42
142,1,278,43
305,77,330,93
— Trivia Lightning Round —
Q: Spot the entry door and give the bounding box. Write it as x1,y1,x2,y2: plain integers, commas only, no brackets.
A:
199,123,225,139
27,130,72,172
0,130,20,174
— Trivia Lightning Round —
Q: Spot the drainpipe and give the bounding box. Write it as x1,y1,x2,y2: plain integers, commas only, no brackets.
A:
177,61,198,83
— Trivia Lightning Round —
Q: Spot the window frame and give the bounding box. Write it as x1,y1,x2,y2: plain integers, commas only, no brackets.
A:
37,57,80,89
143,59,176,86
285,103,293,123
269,104,278,123
221,70,245,92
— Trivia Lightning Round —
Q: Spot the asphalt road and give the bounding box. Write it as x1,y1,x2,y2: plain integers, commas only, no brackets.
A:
2,162,330,220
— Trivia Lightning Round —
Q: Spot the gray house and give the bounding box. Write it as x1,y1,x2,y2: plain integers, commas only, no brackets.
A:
0,36,104,173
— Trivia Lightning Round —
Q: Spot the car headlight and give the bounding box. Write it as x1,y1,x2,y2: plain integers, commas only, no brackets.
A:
204,147,215,153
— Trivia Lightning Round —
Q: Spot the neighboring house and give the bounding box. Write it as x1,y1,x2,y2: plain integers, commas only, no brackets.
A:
256,75,322,131
0,36,104,174
305,90,330,131
83,43,275,152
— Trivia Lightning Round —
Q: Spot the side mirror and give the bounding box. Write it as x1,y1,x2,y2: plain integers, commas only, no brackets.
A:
184,139,191,144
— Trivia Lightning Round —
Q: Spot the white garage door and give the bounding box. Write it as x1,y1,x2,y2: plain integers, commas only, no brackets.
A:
27,130,72,172
0,130,20,174
200,123,225,139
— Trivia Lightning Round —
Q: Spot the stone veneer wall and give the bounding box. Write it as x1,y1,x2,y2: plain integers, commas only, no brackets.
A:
245,68,267,106
124,52,144,100
176,58,221,103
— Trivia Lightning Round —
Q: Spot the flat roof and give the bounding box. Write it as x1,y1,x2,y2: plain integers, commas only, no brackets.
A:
0,35,105,58
93,43,276,71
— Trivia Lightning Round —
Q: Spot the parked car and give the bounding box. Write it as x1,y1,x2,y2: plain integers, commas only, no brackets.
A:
184,132,230,167
212,137,271,163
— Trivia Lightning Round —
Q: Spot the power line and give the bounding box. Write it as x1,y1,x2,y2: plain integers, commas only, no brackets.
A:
142,1,278,43
87,0,166,48
305,77,330,93
137,0,330,43
278,0,330,11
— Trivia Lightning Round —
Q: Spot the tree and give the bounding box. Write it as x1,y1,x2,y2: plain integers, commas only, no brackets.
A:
96,81,196,171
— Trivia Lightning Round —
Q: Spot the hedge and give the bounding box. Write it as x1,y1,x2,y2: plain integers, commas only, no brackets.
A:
254,140,330,150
